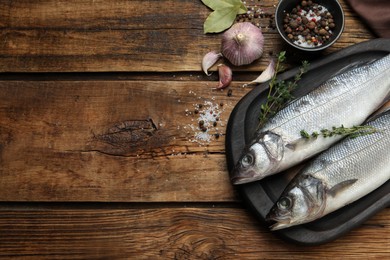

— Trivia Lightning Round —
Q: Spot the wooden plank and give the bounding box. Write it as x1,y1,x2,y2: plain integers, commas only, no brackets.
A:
0,79,251,202
0,206,388,259
0,0,205,30
0,0,373,72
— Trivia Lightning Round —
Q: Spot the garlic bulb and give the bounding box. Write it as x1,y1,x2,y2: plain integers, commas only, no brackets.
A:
202,51,223,75
221,22,264,66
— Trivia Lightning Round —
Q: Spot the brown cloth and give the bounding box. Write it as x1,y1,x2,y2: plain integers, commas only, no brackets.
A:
346,0,390,38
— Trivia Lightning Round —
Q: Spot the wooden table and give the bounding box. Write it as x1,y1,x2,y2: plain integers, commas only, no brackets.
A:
0,0,388,258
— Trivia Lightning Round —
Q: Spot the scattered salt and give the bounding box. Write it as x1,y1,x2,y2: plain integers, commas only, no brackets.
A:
194,132,212,143
182,91,227,145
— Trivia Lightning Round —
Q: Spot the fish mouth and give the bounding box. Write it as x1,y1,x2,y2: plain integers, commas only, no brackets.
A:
230,168,264,185
269,221,292,231
231,176,252,185
231,172,268,185
266,212,291,231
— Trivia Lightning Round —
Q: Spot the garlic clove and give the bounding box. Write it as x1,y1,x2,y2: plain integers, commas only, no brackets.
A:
202,51,223,75
245,59,276,86
221,22,264,66
216,64,232,89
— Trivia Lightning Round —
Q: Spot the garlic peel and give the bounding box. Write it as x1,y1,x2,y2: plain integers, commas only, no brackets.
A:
202,51,223,75
221,22,264,66
216,64,232,89
246,59,276,86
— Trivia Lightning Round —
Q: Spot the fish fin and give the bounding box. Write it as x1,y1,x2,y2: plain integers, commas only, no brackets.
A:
285,138,309,151
328,179,358,197
285,143,296,150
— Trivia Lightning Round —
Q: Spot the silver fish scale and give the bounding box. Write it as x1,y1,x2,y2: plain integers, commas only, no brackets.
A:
305,112,390,211
262,55,390,141
312,114,389,184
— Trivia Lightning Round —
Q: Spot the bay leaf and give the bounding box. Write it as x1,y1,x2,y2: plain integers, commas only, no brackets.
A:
201,0,247,13
236,1,247,14
203,6,241,33
201,0,229,10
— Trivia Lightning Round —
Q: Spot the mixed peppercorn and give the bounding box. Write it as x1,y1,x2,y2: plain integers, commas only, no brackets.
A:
282,0,335,48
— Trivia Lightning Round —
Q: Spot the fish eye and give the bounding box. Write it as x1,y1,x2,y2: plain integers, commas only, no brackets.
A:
277,197,292,210
241,154,254,168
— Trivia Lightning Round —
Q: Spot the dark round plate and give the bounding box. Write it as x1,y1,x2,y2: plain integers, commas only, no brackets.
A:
226,39,390,245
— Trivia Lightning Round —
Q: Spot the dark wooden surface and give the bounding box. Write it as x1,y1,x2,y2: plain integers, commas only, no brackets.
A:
0,0,388,258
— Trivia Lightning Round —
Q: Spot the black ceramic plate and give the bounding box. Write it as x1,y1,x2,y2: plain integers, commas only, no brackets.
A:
226,39,390,245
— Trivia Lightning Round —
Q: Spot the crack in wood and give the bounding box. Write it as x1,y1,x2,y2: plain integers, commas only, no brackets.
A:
89,118,167,156
64,149,226,160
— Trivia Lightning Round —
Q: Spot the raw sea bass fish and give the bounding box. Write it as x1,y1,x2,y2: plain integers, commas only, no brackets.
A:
267,110,390,230
231,54,390,185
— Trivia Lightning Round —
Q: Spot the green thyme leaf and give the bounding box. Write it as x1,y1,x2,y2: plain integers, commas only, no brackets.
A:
300,125,378,139
311,131,319,138
300,130,310,139
257,52,309,129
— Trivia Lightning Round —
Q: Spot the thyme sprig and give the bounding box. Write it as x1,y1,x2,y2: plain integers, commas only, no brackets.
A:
300,125,378,139
258,52,309,128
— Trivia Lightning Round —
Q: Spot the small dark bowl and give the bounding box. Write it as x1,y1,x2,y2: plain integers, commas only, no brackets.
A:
275,0,345,52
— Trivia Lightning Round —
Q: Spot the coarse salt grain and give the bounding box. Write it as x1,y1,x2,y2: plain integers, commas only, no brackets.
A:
184,97,226,145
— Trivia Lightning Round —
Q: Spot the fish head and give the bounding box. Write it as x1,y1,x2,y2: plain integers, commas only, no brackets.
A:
231,131,284,185
266,174,326,230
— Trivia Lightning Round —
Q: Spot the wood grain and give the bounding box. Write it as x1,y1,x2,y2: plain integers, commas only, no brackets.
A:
0,0,373,72
0,0,387,258
0,79,250,202
0,206,388,259
0,207,390,259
